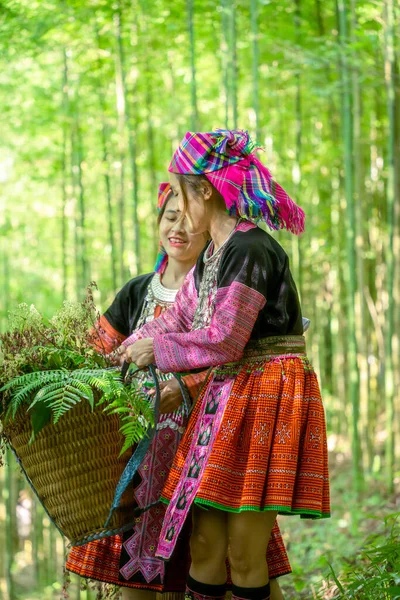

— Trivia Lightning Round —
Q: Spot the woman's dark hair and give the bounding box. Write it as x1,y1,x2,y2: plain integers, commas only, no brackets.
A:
158,175,208,225
158,174,219,229
158,179,211,246
176,174,211,219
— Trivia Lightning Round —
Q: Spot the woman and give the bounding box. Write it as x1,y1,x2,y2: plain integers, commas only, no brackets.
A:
119,130,330,600
66,184,291,600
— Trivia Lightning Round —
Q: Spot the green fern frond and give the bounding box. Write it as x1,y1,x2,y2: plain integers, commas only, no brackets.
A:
119,417,151,435
42,348,87,363
3,364,157,451
105,406,133,416
71,380,94,409
29,381,69,409
119,418,150,454
71,368,113,378
103,379,155,456
4,371,69,418
30,379,92,423
1,370,68,392
49,385,84,423
7,379,53,419
73,369,120,394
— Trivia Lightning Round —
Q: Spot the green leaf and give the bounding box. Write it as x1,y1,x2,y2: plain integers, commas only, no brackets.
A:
1,369,66,393
327,561,346,595
29,404,52,443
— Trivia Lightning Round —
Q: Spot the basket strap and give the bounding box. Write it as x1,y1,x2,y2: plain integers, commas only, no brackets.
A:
120,360,130,381
104,365,191,527
104,365,192,528
104,363,161,528
173,373,192,416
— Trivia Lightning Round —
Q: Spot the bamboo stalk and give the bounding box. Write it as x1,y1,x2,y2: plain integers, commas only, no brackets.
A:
383,0,396,493
75,103,90,290
186,0,199,130
114,29,128,284
138,2,160,259
115,3,141,275
220,0,230,127
337,0,362,491
71,125,81,299
350,0,369,473
251,0,260,142
95,24,118,291
4,449,15,600
292,0,303,300
99,92,118,292
231,0,238,129
61,48,69,301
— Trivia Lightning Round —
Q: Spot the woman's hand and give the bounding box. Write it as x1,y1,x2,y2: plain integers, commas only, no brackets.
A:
114,345,127,365
116,338,155,368
159,378,183,414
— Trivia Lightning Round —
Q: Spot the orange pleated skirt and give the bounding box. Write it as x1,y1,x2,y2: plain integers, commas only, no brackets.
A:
161,350,330,519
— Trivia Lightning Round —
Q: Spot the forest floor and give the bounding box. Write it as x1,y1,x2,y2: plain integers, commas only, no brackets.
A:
2,451,399,600
280,455,400,599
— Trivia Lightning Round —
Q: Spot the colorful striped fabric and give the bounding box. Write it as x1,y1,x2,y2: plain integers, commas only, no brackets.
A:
169,129,305,235
157,181,172,210
154,182,172,274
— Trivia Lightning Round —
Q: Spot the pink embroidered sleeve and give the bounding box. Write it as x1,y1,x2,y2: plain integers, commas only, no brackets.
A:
152,281,266,372
122,232,273,373
122,268,198,347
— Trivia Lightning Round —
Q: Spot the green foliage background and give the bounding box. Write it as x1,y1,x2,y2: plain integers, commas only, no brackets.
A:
0,0,399,598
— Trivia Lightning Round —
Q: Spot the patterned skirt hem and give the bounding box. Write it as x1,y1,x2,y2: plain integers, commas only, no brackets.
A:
160,496,330,519
65,567,165,592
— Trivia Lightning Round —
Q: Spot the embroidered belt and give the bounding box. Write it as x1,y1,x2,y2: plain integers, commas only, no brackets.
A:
227,335,307,366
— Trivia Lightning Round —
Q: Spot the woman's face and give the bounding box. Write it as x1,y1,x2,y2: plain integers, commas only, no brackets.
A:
169,173,208,235
159,194,207,263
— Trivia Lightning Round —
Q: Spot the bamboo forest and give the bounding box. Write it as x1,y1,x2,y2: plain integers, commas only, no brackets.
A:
0,0,399,598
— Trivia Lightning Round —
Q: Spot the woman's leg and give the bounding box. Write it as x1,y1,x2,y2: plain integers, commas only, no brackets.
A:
270,579,285,600
122,589,156,600
227,511,278,599
189,505,229,585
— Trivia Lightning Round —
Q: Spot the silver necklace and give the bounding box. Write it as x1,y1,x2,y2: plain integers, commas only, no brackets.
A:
203,218,240,263
192,220,240,330
150,272,178,304
136,273,178,328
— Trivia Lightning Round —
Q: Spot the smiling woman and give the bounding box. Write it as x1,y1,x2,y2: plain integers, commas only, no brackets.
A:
158,194,204,284
65,185,209,597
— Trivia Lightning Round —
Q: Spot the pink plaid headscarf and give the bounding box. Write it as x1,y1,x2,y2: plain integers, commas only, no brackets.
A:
154,182,172,274
169,129,305,235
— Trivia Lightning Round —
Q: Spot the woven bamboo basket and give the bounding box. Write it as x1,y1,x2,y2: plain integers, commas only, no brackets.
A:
3,399,137,546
